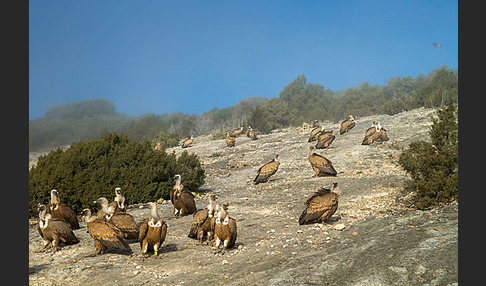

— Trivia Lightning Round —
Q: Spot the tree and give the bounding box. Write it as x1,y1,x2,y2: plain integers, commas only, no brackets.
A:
398,105,458,209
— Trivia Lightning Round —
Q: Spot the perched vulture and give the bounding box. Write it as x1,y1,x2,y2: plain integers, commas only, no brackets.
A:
245,126,252,137
96,187,127,218
94,197,139,240
48,189,80,230
213,202,237,254
249,127,258,140
308,126,324,142
37,204,79,252
315,130,336,149
139,202,167,257
340,115,356,135
253,154,280,185
206,193,218,218
361,121,377,145
226,132,236,147
170,174,197,217
312,120,320,128
82,208,132,255
362,122,389,145
181,135,194,148
308,146,337,177
299,182,340,225
188,208,216,245
114,187,127,213
230,127,244,137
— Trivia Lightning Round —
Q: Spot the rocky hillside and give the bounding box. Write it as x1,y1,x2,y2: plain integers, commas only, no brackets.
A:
28,107,458,285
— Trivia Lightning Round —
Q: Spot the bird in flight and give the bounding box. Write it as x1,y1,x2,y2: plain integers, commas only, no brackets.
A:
433,42,443,48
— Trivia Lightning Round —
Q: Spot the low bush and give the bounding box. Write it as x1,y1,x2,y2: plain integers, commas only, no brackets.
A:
398,104,458,209
28,133,205,217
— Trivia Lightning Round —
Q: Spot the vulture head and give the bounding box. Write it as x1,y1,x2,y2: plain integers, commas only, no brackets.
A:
331,182,341,196
81,208,93,222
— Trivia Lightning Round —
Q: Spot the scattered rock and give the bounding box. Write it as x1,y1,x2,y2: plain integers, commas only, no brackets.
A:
333,223,346,231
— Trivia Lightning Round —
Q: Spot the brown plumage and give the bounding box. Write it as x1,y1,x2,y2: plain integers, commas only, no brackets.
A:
299,182,340,225
94,197,139,240
226,132,236,147
315,130,336,149
48,189,80,230
312,120,320,128
181,135,194,148
308,126,324,142
362,122,389,145
361,121,377,145
170,174,197,217
82,209,132,255
139,202,167,257
213,202,237,254
340,115,356,135
308,146,337,176
37,204,79,252
245,126,252,137
253,154,280,185
249,127,258,140
188,208,216,245
230,127,244,137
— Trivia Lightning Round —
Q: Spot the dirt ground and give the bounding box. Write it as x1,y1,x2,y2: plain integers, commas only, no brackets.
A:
28,107,458,285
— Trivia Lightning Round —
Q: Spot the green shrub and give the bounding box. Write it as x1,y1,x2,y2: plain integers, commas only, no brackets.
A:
398,104,458,209
28,133,205,217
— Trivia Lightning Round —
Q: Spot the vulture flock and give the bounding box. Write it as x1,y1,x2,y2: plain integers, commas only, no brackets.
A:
34,116,390,257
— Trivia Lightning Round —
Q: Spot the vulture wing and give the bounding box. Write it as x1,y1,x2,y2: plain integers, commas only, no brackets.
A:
49,218,79,244
309,153,337,176
159,221,168,243
108,213,139,240
181,190,197,215
362,127,377,145
254,160,279,184
138,219,148,242
299,190,338,225
189,209,209,238
308,127,323,142
87,220,132,253
227,218,238,248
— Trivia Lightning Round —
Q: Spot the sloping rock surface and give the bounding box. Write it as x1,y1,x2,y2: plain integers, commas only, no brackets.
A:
29,107,458,285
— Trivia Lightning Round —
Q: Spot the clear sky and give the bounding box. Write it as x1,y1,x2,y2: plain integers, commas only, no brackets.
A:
29,0,458,120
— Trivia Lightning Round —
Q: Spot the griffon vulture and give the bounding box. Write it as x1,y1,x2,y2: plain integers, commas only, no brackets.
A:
188,208,216,245
340,115,356,135
139,202,168,257
253,154,280,185
315,130,336,149
82,208,132,255
181,135,194,148
230,127,244,137
170,174,197,217
94,197,139,240
308,146,337,176
249,127,258,140
299,182,340,225
362,122,389,145
226,132,236,147
213,202,237,254
114,187,127,212
308,126,324,142
37,204,79,252
48,189,80,230
361,121,377,145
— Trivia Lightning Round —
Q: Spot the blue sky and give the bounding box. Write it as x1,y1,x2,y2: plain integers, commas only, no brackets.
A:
29,0,458,120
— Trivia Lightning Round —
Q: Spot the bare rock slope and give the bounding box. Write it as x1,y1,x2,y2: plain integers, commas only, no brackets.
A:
29,107,458,285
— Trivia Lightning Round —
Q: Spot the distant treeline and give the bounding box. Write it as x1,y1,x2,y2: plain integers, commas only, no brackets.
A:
29,65,457,152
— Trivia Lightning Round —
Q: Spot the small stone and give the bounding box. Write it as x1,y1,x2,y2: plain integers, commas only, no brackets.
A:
334,224,346,231
238,245,243,250
297,230,303,233
222,260,228,265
